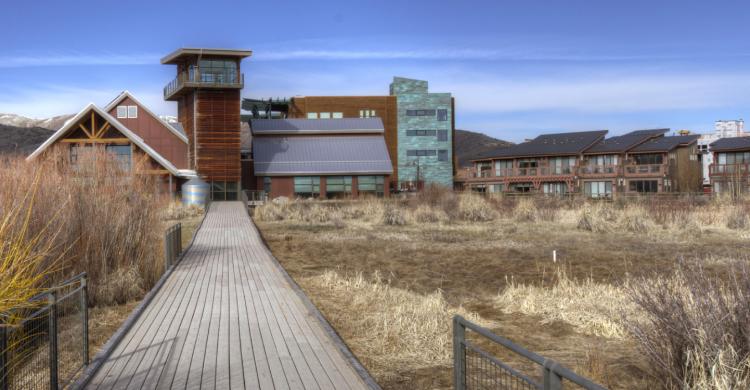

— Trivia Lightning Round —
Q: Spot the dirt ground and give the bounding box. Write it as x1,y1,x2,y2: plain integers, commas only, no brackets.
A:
256,215,750,390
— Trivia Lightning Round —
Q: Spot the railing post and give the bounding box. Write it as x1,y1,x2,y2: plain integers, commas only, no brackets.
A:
0,324,8,390
81,275,89,365
177,223,182,255
164,230,171,270
543,360,563,390
48,291,58,390
453,316,466,390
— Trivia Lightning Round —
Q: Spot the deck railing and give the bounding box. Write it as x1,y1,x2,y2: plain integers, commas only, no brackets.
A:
163,71,244,98
578,164,620,175
453,316,606,390
164,223,182,270
709,163,750,176
471,167,577,179
624,164,665,175
1,273,89,390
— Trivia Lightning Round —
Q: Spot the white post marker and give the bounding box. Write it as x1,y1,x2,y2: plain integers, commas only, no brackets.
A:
553,250,557,263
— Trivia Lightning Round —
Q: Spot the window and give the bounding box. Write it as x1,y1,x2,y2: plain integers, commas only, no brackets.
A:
307,113,318,119
406,149,437,157
406,109,436,116
437,130,448,142
127,106,138,118
549,157,576,175
633,154,663,165
326,176,352,198
437,109,448,121
543,182,567,195
116,106,128,118
319,112,331,119
509,183,533,193
263,177,271,194
438,150,448,162
358,176,385,196
584,181,612,198
494,160,513,176
332,112,343,119
210,181,239,201
663,178,673,192
406,130,437,136
198,59,238,84
718,152,750,165
294,176,320,198
105,145,131,172
589,154,618,166
359,109,377,118
490,184,504,193
629,180,659,193
518,159,538,175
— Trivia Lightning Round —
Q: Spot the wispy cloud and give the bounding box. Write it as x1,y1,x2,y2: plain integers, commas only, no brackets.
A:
0,53,160,68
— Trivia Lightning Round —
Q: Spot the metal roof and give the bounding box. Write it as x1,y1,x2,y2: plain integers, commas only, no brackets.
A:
585,129,668,154
253,136,393,175
710,136,750,152
474,130,607,159
169,122,186,138
630,135,700,153
161,48,253,64
251,118,384,135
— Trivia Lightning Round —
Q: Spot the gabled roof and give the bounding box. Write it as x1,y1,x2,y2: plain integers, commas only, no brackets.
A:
161,48,253,64
253,136,393,176
710,136,750,152
629,135,700,153
251,118,384,135
104,91,189,143
585,129,668,154
26,104,183,177
474,130,607,160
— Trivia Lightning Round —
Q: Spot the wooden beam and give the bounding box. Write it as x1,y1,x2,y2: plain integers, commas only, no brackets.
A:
96,122,111,138
90,112,96,137
136,169,170,175
60,138,130,144
78,124,93,138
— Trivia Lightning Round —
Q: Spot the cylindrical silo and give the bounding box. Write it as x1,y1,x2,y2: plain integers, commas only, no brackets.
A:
181,177,210,207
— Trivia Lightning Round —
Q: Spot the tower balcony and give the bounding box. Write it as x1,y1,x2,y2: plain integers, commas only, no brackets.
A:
164,70,244,100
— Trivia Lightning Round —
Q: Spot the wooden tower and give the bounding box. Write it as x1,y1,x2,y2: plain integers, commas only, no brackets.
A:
162,48,252,200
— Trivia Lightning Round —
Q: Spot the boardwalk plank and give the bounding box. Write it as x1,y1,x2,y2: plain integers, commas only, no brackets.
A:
87,202,369,390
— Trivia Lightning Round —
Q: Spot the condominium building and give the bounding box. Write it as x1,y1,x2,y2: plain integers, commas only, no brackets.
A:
708,136,750,194
698,119,747,188
465,129,702,197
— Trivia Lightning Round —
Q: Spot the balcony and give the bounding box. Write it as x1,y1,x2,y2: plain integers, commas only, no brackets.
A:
709,163,750,177
624,164,666,176
164,69,244,100
578,164,621,176
467,166,576,181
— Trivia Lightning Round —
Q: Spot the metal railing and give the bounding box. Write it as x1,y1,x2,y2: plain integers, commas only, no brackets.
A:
578,165,620,175
453,316,606,390
624,164,665,175
164,223,182,270
1,273,89,390
470,167,577,179
709,163,750,176
243,190,267,205
163,70,244,98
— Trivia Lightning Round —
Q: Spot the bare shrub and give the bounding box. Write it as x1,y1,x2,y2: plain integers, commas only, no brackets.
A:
413,204,449,224
624,259,750,389
618,205,656,233
162,201,204,220
456,193,497,222
577,203,615,232
382,206,408,226
254,202,287,222
95,266,145,305
726,210,748,230
512,198,537,222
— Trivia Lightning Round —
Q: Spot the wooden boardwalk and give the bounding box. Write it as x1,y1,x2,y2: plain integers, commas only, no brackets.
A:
87,202,369,389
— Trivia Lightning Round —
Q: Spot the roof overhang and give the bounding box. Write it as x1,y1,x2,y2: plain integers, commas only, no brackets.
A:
161,48,253,64
104,91,188,143
27,104,185,177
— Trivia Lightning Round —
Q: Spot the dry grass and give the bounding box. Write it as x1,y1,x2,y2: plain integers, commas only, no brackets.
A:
256,188,750,389
302,270,492,383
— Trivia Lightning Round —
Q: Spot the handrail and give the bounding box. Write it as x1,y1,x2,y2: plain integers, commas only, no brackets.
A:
453,315,607,390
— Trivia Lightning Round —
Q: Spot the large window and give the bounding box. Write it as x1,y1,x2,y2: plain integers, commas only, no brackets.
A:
105,145,131,172
494,160,513,176
358,176,385,196
263,177,271,194
437,129,448,142
210,181,238,201
629,180,658,193
509,183,533,193
406,149,437,157
543,182,567,195
584,181,612,198
437,109,448,121
718,152,750,165
518,159,538,175
294,176,320,198
438,150,449,162
326,176,352,198
406,130,437,136
198,59,238,84
633,154,663,165
549,157,576,175
406,109,436,116
490,184,504,193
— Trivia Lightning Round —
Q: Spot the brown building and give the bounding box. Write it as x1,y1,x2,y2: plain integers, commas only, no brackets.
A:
27,91,190,193
161,48,252,200
249,118,393,199
464,129,702,197
709,136,750,194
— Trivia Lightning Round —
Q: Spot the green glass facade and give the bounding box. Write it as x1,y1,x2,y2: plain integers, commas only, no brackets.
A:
390,77,453,188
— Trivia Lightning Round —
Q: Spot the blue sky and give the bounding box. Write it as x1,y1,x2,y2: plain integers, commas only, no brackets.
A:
2,0,750,142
